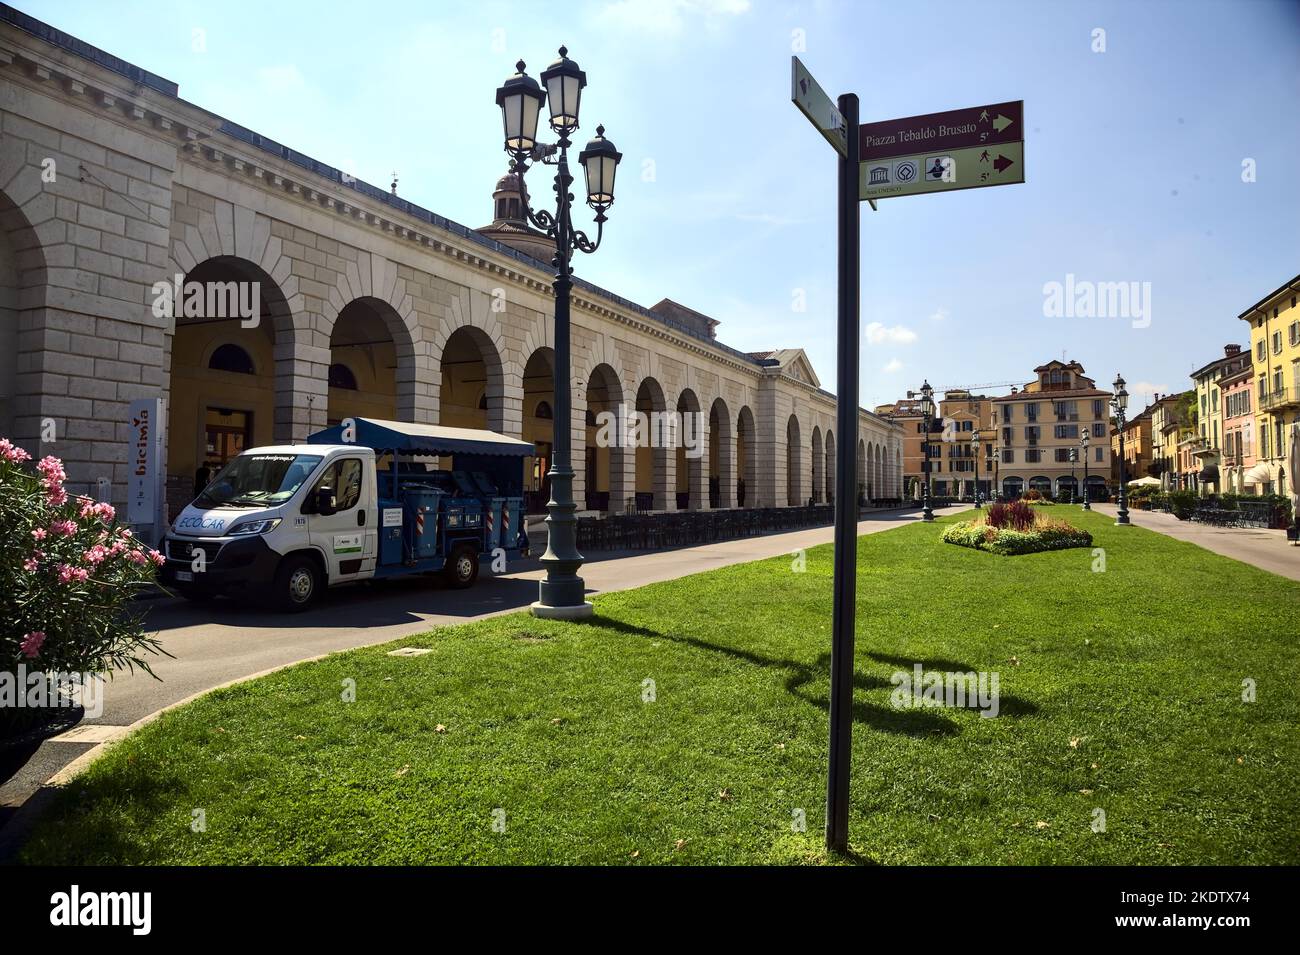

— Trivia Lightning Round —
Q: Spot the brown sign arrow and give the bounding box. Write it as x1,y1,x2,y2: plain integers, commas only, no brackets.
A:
860,100,1023,161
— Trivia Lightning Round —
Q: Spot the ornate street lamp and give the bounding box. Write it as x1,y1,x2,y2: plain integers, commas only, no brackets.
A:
497,49,622,619
992,442,1001,501
1068,446,1078,504
1081,428,1091,510
970,428,982,509
1113,373,1130,525
920,381,935,522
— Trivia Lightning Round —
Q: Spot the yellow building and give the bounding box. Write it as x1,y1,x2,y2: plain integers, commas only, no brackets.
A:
1237,274,1300,494
1150,391,1194,490
1187,345,1250,493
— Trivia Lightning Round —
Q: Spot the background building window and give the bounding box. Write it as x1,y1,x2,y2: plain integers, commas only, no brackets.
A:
328,363,358,390
208,343,255,375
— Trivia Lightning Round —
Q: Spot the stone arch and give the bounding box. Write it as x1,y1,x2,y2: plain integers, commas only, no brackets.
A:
163,255,301,512
436,324,507,434
737,404,757,507
327,295,421,423
167,197,321,456
322,248,432,422
522,346,556,511
676,387,705,510
857,437,867,503
824,429,835,504
786,413,803,506
811,426,824,504
636,376,671,511
584,361,628,512
433,284,516,434
874,442,884,502
708,396,734,508
0,185,47,443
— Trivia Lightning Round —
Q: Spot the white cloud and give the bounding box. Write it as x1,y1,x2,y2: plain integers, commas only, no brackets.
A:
256,65,307,95
883,358,904,373
1128,381,1170,404
596,0,751,35
928,307,949,322
865,322,918,346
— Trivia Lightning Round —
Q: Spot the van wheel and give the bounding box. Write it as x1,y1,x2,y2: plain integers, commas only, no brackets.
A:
272,555,322,612
444,544,478,589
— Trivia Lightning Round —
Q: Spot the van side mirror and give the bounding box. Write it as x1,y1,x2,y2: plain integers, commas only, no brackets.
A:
316,487,337,516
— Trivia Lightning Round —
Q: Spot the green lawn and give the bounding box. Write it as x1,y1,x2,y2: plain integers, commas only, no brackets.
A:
19,509,1300,865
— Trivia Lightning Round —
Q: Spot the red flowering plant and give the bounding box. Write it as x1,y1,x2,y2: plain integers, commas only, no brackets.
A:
1,438,166,726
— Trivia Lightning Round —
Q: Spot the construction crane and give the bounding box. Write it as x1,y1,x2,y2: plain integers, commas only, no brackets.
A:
904,380,1024,398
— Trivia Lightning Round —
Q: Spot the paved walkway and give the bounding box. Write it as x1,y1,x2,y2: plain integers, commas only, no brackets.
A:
0,505,940,834
1091,503,1300,581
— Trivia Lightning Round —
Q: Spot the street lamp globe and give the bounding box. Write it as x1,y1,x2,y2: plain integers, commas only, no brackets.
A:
1113,373,1129,412
578,126,622,209
1082,427,1090,446
540,46,587,133
919,380,934,418
495,61,546,156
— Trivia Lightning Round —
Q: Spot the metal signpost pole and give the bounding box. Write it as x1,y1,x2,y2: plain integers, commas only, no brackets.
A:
793,58,1023,853
826,91,860,854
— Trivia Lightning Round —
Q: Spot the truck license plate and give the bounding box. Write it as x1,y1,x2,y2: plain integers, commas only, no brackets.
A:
176,570,193,582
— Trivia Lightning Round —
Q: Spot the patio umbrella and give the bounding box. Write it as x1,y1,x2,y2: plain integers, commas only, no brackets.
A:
1289,424,1299,495
1127,476,1161,487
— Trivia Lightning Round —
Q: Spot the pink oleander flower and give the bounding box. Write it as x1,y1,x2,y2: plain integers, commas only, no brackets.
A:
123,549,148,566
78,499,116,522
23,557,40,572
31,527,47,541
37,455,68,506
84,544,109,566
49,519,78,537
56,563,89,584
148,549,164,566
36,455,66,485
20,631,46,659
0,438,31,463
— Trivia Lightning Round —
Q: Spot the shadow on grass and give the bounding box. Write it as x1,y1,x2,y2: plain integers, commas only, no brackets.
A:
10,762,189,865
586,615,1036,733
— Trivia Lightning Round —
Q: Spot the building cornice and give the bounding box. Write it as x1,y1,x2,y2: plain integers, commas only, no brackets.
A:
0,19,217,146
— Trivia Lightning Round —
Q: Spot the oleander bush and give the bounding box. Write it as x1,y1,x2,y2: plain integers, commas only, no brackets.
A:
1,438,166,734
944,507,1092,556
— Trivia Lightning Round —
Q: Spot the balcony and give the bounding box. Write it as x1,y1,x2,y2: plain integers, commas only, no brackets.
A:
1260,386,1300,412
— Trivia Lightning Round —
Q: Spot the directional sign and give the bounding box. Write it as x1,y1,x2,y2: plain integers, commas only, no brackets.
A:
859,100,1023,161
859,141,1024,201
791,56,848,158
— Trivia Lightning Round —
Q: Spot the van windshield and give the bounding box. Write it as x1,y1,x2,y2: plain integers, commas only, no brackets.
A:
195,454,323,509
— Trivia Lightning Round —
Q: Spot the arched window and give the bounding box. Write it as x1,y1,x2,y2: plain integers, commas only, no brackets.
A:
208,344,255,375
329,363,358,390
478,393,488,410
535,401,553,420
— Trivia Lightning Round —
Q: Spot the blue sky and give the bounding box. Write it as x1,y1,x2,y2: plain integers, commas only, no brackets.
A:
22,0,1300,409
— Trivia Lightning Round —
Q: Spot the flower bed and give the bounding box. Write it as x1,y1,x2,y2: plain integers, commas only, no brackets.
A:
943,500,1092,555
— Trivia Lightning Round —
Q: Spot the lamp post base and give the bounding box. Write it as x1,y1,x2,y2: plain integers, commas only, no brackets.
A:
531,600,594,620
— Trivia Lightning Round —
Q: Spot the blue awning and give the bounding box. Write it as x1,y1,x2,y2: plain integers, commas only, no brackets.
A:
307,418,536,458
